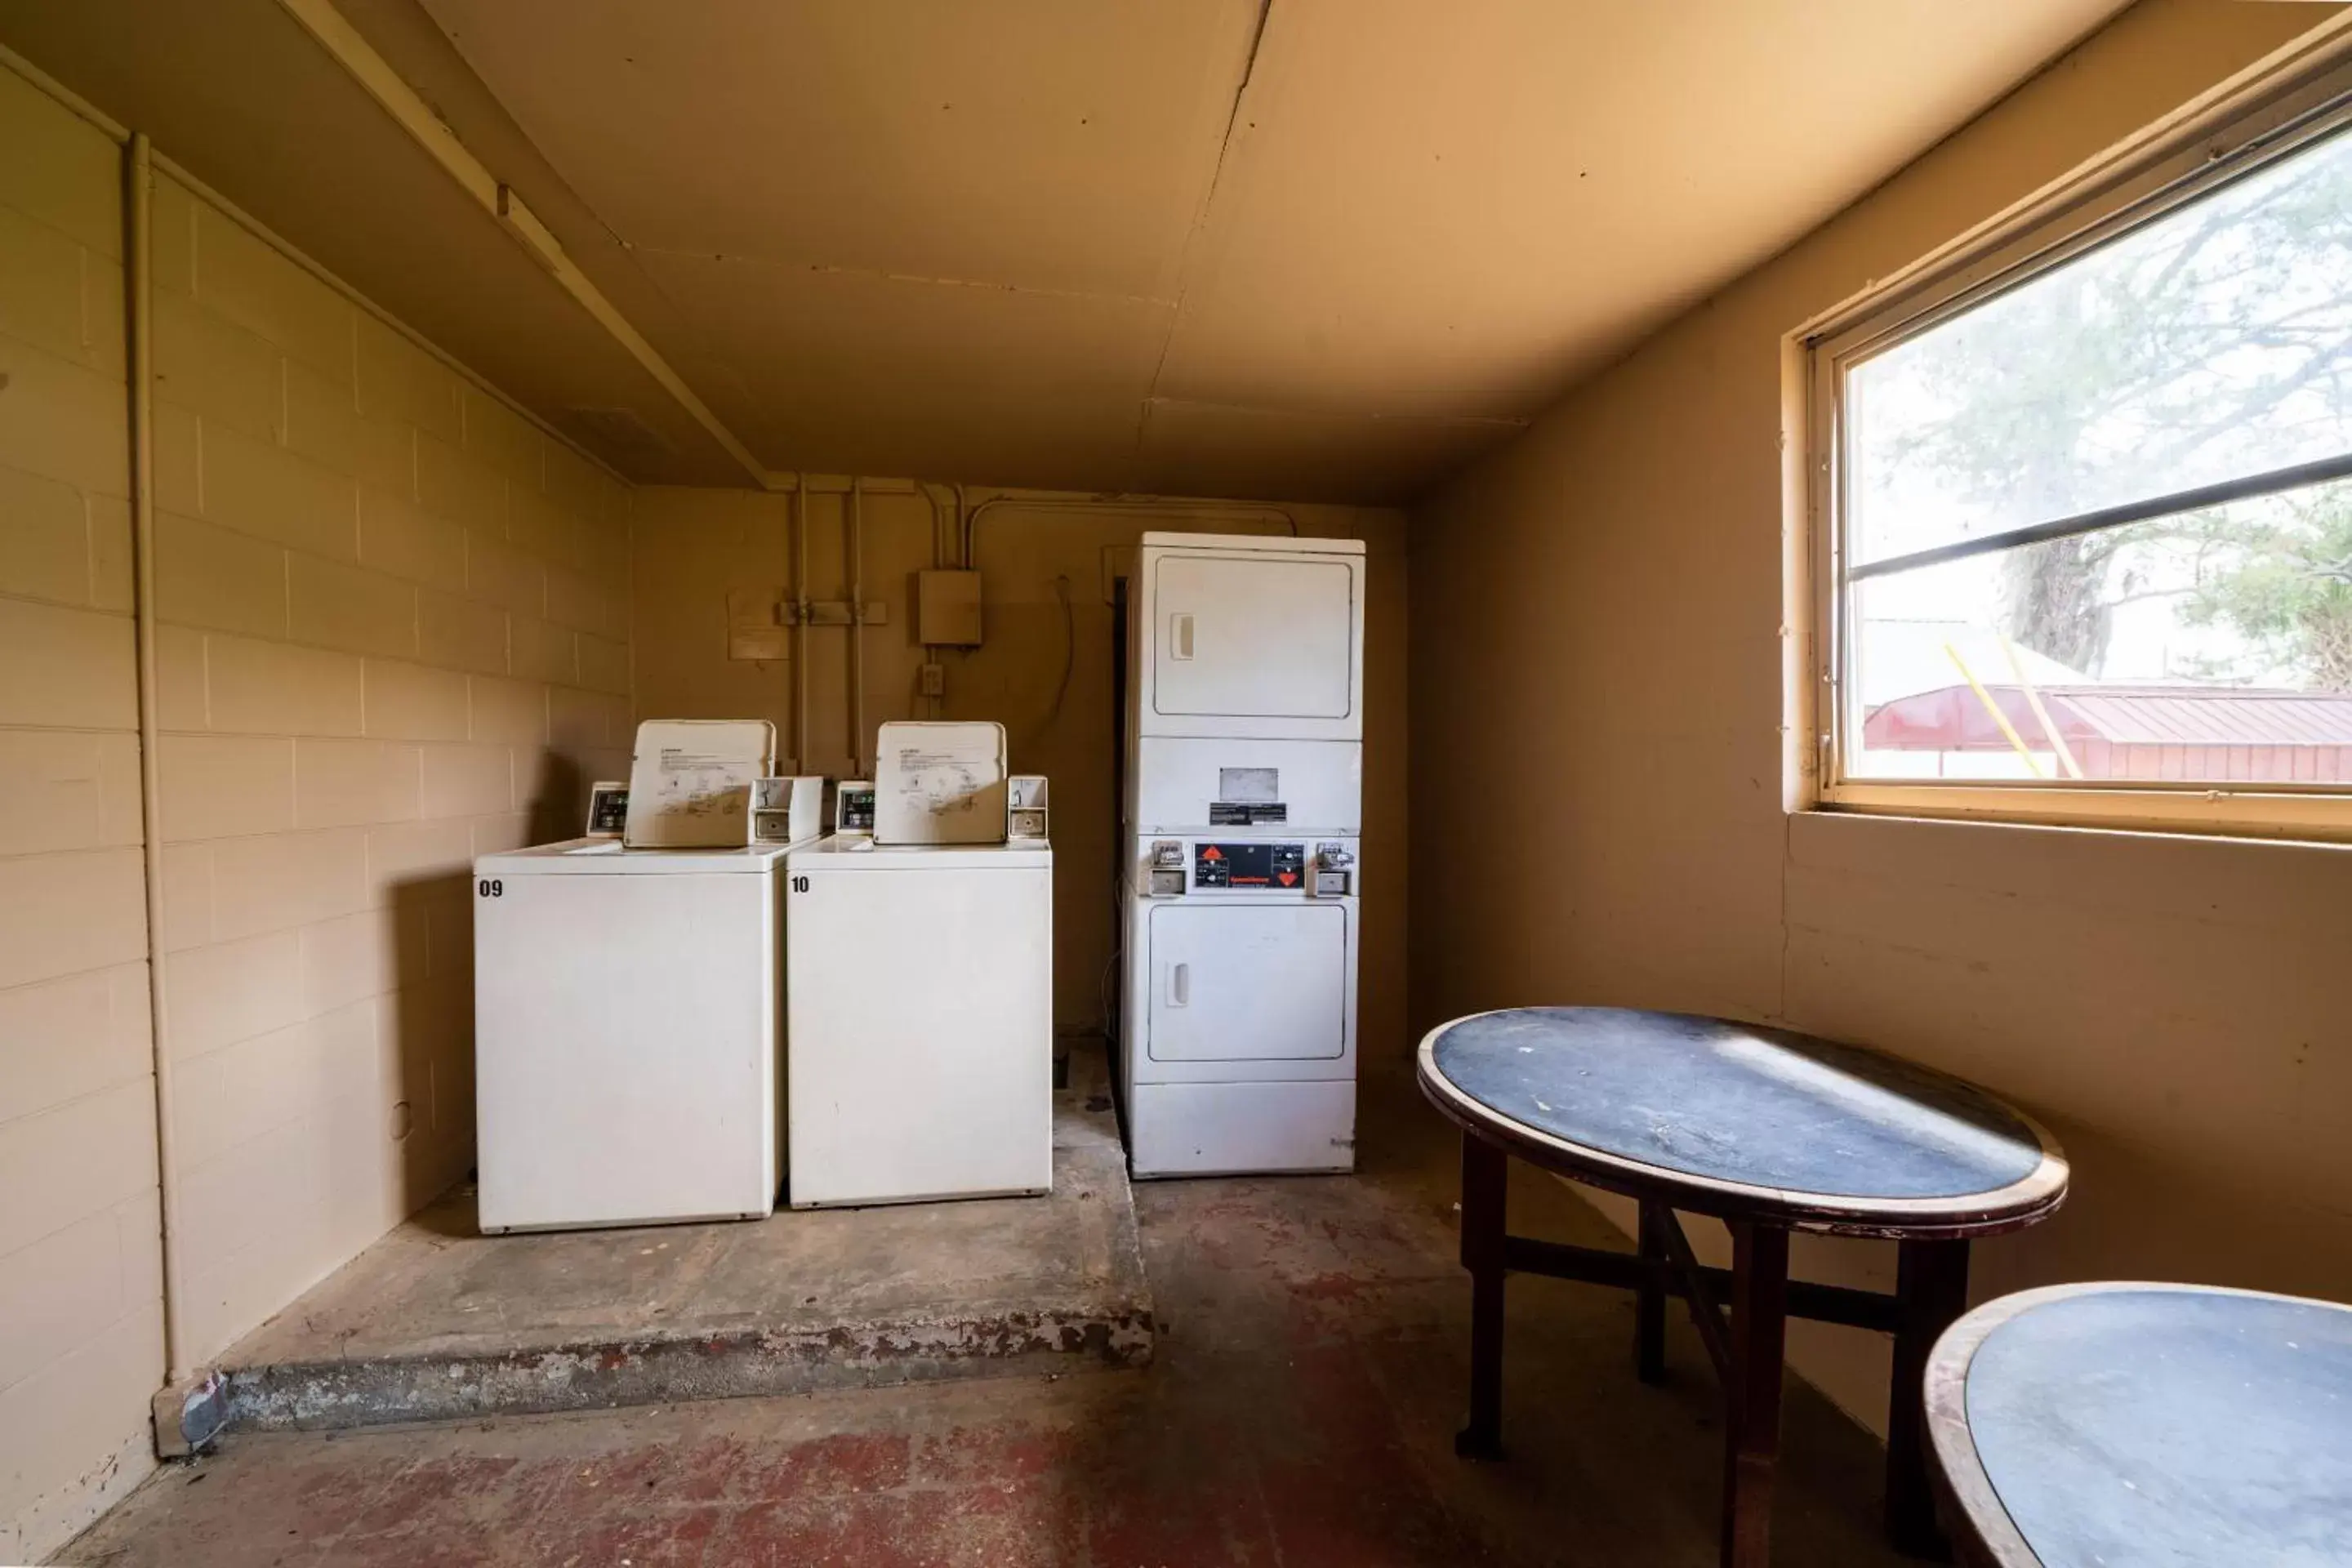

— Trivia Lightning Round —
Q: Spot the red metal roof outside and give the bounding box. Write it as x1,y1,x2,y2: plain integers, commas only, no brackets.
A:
1863,684,2352,782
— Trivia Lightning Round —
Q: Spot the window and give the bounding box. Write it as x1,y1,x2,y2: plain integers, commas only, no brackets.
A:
1808,56,2352,839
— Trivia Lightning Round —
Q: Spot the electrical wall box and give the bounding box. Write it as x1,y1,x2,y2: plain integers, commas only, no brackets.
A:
918,569,984,647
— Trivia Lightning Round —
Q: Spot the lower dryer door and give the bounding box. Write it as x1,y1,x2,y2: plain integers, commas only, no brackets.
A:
1145,902,1348,1064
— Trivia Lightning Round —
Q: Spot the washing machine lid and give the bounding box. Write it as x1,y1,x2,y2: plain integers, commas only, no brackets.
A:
786,835,1052,871
475,836,804,875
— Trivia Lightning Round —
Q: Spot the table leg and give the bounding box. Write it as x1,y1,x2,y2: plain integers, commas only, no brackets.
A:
1886,1237,1970,1557
1456,1133,1508,1460
1635,1200,1668,1385
1720,1222,1788,1568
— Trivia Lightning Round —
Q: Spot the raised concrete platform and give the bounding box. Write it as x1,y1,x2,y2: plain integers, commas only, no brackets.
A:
216,1050,1152,1432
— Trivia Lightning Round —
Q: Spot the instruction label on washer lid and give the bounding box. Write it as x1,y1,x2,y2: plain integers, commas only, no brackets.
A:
874,719,1009,845
895,746,990,814
625,718,774,846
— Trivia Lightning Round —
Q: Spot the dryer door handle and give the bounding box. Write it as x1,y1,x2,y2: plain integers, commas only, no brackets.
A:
1167,961,1191,1008
1169,612,1196,662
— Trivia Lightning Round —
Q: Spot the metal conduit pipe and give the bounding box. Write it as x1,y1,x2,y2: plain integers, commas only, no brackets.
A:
793,481,811,770
909,479,947,574
849,477,867,776
962,494,1298,567
126,132,189,1381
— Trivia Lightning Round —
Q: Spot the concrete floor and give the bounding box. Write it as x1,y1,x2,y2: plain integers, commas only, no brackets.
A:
212,1056,1149,1432
64,1065,1911,1566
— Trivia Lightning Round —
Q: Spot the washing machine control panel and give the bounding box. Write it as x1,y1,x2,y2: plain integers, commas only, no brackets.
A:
1192,841,1307,890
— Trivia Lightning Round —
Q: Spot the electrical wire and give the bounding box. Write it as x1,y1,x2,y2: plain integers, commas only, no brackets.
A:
1046,574,1076,730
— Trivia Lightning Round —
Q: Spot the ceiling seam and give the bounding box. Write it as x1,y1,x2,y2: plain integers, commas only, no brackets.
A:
1137,0,1278,452
1144,395,1533,430
1214,0,1276,172
635,248,1176,309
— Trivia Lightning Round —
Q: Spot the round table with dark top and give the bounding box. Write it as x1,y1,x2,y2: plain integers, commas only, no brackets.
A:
1417,1006,2069,1568
1927,1282,2352,1568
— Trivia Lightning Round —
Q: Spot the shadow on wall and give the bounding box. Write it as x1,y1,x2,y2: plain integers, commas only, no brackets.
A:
1629,1101,2352,1438
373,757,592,1217
1973,1111,2352,1305
526,754,588,850
382,866,483,1218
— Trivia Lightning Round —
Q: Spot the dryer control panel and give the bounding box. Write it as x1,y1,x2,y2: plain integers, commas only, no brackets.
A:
1140,837,1357,897
1193,842,1307,890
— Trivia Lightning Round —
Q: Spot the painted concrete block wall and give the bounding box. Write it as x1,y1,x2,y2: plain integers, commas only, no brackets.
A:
629,490,1410,1068
1408,0,2351,1432
0,65,162,1562
0,56,635,1556
144,170,633,1368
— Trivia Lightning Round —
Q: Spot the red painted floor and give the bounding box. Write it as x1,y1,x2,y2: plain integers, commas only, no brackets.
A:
63,1070,1907,1566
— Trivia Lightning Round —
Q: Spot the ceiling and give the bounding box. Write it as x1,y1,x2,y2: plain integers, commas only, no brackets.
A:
0,0,2141,501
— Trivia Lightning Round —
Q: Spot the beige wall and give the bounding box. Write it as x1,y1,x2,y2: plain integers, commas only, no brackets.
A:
1410,0,2352,1431
0,65,162,1563
0,56,633,1559
147,160,633,1371
630,488,1409,1062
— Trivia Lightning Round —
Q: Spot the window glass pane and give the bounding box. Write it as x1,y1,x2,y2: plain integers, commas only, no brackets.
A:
1850,481,2352,783
1848,122,2352,569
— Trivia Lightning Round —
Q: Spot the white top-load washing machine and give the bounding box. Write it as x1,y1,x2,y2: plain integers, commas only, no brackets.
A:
782,721,1054,1208
473,719,822,1233
1120,532,1365,1177
783,837,1054,1207
474,837,798,1232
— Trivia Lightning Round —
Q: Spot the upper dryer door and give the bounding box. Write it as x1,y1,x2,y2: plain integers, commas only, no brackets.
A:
1138,549,1364,740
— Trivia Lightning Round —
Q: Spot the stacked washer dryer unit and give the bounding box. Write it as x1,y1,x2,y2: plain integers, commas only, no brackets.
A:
1120,532,1365,1178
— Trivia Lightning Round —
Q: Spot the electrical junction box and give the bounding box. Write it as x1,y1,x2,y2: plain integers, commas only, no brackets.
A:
918,569,984,647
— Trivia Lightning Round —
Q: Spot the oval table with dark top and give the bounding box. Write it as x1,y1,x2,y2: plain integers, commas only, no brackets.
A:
1926,1282,2352,1568
1417,1007,2069,1568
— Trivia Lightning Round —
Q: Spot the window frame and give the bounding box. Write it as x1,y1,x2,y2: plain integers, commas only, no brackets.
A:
1801,40,2352,844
